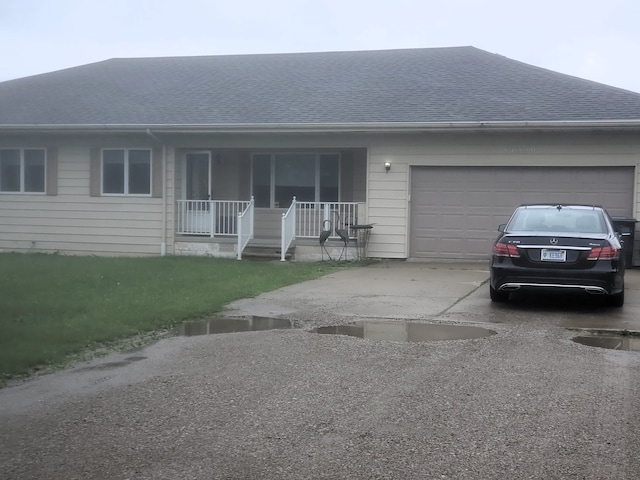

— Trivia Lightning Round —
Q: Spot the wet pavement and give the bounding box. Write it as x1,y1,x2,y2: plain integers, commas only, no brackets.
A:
1,262,640,479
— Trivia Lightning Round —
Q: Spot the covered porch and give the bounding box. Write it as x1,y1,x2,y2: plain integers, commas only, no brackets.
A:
172,147,368,260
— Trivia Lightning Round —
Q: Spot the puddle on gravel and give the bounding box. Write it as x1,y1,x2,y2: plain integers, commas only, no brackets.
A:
572,333,640,352
312,320,496,342
180,316,293,336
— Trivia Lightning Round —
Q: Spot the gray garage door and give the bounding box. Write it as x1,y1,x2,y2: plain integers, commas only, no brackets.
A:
410,166,634,260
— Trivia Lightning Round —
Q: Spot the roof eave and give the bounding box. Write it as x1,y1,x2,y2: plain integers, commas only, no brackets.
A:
1,120,640,134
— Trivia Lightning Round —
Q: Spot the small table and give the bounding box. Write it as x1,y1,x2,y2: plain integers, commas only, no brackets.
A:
349,224,373,260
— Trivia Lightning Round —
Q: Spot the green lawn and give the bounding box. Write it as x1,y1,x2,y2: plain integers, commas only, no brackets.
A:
0,253,342,383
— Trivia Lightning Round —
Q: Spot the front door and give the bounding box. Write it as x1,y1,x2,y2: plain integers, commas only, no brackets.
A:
186,152,211,200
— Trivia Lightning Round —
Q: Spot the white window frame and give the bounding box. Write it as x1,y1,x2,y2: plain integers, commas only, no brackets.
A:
0,148,46,194
101,148,152,196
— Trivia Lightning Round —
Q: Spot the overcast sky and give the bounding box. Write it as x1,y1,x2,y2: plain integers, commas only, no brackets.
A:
2,0,639,93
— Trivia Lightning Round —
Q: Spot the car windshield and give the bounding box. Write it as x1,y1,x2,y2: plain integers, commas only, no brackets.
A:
507,208,607,234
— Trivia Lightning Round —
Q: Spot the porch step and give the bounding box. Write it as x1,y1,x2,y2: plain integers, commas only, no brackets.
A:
242,241,294,260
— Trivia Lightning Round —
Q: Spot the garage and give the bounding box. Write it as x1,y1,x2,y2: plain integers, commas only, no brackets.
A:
409,166,635,260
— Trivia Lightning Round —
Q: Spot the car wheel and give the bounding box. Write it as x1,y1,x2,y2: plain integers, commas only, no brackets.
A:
490,285,509,303
607,290,624,308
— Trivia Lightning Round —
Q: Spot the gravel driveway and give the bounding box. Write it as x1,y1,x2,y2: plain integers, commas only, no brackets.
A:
1,262,640,479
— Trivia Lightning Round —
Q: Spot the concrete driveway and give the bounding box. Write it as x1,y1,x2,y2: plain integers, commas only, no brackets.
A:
226,260,640,332
2,262,640,479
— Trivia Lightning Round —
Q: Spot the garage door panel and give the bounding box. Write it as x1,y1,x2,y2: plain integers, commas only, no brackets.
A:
441,191,468,206
466,239,492,257
416,192,442,205
467,215,493,230
440,238,465,255
600,192,633,208
410,166,634,259
467,191,495,206
440,214,466,229
492,188,520,198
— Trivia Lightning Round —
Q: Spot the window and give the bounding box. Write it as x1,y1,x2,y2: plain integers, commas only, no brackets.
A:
274,153,315,206
251,152,340,208
509,208,606,234
0,149,45,193
102,149,151,195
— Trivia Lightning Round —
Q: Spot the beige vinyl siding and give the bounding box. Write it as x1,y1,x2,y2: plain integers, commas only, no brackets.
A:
172,148,186,255
365,160,409,258
151,147,163,198
45,147,58,196
164,147,176,255
365,130,640,260
0,146,166,256
89,148,100,196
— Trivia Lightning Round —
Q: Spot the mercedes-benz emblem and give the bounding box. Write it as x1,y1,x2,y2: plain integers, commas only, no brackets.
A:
550,238,558,245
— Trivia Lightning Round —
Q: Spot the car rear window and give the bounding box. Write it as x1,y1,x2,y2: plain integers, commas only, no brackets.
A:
507,209,606,234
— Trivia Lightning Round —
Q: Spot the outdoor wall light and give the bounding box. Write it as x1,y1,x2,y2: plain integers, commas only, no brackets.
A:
384,161,391,173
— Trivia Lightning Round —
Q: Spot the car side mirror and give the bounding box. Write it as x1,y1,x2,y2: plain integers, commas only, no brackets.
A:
498,224,506,232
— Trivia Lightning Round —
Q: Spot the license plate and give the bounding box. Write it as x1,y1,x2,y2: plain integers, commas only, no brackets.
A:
541,249,566,262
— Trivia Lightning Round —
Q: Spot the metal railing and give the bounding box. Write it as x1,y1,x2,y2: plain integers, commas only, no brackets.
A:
281,197,297,261
237,197,255,260
176,200,251,237
295,202,361,239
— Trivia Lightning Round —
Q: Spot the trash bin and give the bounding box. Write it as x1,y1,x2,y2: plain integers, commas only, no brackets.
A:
611,216,637,267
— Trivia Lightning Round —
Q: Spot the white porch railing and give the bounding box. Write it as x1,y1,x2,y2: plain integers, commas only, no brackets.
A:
176,200,252,237
281,197,297,261
237,197,255,260
177,199,364,261
295,202,361,239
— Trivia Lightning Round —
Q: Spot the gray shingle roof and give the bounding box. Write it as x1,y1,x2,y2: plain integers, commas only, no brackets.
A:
1,46,639,127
